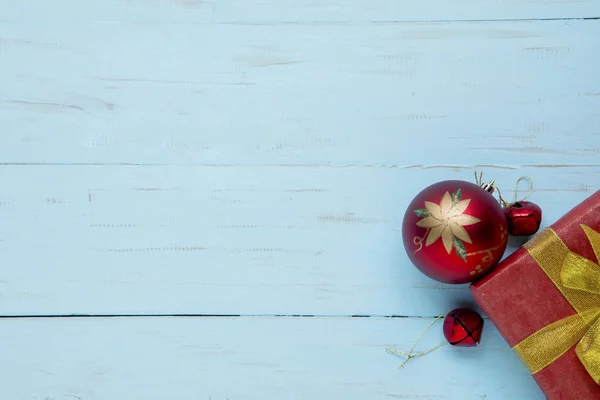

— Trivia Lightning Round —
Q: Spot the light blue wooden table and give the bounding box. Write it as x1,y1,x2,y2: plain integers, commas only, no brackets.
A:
1,1,599,399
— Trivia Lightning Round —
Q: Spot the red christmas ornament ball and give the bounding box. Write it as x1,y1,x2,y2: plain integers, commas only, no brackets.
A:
402,180,508,284
503,201,542,236
443,308,484,347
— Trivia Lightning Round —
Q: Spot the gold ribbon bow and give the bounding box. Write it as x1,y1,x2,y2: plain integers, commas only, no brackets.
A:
513,224,600,382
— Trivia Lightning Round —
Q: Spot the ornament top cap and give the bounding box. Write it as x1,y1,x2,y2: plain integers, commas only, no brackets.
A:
480,180,495,194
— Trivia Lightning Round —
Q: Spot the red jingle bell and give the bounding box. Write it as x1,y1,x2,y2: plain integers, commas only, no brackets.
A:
386,307,485,368
443,308,484,347
503,201,542,236
402,180,509,284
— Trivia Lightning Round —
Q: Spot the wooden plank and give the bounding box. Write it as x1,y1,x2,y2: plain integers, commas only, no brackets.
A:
0,316,544,399
0,164,596,316
1,20,599,165
1,0,599,23
218,0,600,22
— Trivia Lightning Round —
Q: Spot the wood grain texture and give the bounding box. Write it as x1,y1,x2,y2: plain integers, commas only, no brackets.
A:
0,165,597,316
1,0,598,398
217,0,600,22
0,317,543,399
1,21,599,165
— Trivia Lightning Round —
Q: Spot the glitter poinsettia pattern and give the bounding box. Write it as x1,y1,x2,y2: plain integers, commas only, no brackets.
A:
413,189,481,261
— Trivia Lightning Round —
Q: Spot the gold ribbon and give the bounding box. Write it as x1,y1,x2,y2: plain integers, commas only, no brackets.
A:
513,224,600,382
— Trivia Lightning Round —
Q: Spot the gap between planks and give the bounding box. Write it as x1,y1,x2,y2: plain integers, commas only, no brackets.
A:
35,16,599,26
3,16,597,25
0,314,473,319
1,163,600,169
219,16,600,25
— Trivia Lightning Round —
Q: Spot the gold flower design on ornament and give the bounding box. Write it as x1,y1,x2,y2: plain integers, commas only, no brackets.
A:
413,189,481,261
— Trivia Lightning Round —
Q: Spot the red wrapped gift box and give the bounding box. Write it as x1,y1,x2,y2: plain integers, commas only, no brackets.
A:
471,190,600,400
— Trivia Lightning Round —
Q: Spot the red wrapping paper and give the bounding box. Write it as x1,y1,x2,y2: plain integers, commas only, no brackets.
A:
471,190,600,400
